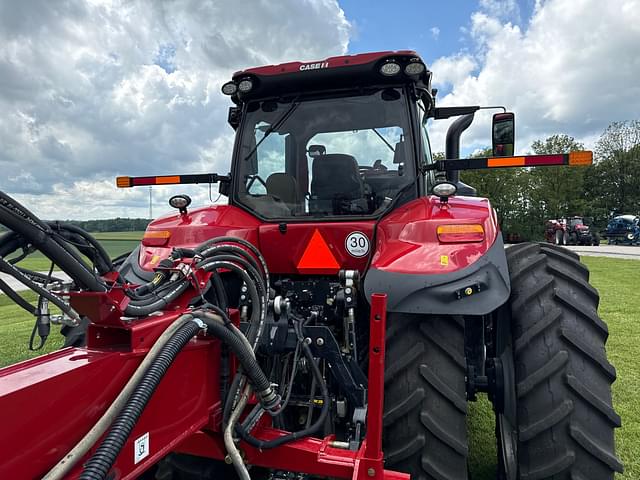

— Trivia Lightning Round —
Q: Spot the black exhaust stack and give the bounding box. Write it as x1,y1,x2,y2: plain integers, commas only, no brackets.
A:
445,113,477,196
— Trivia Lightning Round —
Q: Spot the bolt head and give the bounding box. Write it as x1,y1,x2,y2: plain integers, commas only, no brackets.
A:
316,337,325,346
367,467,375,477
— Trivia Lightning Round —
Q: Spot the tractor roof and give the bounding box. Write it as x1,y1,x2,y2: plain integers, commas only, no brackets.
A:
225,50,431,102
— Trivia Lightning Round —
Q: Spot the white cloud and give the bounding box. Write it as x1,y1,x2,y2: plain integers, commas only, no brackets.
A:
430,26,440,40
428,0,640,156
479,0,521,22
0,0,350,219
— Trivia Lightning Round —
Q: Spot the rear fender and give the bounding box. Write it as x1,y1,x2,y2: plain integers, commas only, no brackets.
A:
364,196,510,316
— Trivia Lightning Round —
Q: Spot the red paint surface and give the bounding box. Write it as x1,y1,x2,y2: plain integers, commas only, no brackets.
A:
365,294,387,461
234,50,418,78
0,309,221,480
140,194,498,277
371,195,499,274
259,222,374,274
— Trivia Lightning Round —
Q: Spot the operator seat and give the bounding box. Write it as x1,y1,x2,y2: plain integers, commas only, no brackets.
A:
266,172,300,212
310,154,365,214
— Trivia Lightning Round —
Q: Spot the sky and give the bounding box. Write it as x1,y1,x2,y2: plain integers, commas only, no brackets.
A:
0,0,639,220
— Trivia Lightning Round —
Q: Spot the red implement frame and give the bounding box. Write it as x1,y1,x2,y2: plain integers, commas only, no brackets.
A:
0,292,407,479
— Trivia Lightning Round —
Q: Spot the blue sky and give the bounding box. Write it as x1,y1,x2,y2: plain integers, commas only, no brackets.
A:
0,0,638,219
341,1,535,58
342,0,480,58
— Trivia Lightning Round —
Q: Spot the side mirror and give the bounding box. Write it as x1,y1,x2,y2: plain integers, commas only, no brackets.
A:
492,112,515,157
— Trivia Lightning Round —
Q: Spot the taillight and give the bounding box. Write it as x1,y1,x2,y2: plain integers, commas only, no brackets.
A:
437,224,485,243
142,230,171,247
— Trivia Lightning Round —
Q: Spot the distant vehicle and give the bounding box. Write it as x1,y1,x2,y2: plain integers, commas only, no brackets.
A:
604,215,640,245
544,216,599,245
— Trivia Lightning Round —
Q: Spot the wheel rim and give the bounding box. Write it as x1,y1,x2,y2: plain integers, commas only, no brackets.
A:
498,347,518,480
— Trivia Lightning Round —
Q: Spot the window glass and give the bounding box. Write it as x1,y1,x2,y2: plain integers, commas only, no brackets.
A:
235,88,415,218
246,125,287,195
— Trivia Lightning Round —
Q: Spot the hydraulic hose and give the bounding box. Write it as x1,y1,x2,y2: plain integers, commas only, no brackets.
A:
43,314,198,480
195,237,269,283
0,277,36,314
0,231,23,258
123,280,190,316
0,202,105,291
47,222,114,274
0,257,81,323
0,190,49,230
79,319,204,480
234,340,329,449
198,312,276,407
198,260,262,348
224,384,252,480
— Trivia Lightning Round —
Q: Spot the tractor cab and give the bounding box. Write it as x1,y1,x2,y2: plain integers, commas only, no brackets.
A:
223,51,435,220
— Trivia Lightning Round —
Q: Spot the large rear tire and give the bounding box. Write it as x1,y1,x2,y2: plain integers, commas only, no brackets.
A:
503,243,622,479
383,314,468,480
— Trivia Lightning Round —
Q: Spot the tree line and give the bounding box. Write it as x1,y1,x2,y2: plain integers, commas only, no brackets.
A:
0,218,150,233
450,120,640,241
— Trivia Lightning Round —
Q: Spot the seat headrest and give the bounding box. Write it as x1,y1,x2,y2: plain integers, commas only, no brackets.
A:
266,173,298,205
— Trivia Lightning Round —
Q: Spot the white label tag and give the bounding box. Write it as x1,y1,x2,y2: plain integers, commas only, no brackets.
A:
345,231,370,258
134,432,150,464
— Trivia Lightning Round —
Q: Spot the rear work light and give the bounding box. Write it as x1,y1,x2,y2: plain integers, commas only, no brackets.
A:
142,230,172,247
437,224,485,243
221,81,237,95
404,60,425,75
237,78,254,93
380,61,401,76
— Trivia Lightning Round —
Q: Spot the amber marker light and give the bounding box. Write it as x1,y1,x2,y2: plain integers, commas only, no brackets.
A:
437,224,485,243
142,230,172,247
568,151,593,166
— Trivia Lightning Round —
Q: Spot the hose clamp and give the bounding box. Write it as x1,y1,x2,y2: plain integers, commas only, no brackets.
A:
190,317,207,332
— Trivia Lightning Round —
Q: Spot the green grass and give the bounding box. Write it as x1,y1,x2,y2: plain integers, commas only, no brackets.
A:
0,291,64,367
468,256,639,479
0,254,637,477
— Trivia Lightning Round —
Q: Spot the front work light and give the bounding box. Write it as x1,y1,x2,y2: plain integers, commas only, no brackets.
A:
380,61,401,76
221,81,237,95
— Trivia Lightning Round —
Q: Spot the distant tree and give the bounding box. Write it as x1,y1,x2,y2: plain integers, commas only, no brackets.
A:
461,148,534,238
587,121,640,224
529,134,587,221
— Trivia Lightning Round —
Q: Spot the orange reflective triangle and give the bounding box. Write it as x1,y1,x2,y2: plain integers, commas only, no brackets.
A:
297,229,340,270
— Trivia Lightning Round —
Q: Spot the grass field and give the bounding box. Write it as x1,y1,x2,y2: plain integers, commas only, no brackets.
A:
0,253,637,477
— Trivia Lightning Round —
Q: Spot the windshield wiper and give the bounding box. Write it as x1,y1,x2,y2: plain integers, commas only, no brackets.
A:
243,99,300,161
371,128,395,152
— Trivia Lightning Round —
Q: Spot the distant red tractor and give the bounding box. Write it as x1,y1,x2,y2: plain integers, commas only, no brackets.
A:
545,216,600,245
0,51,621,480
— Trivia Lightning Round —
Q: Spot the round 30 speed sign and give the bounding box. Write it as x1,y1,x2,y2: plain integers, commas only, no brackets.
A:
345,231,370,257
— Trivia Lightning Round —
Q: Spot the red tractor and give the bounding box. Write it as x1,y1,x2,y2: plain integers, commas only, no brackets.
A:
545,216,600,246
0,51,621,480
